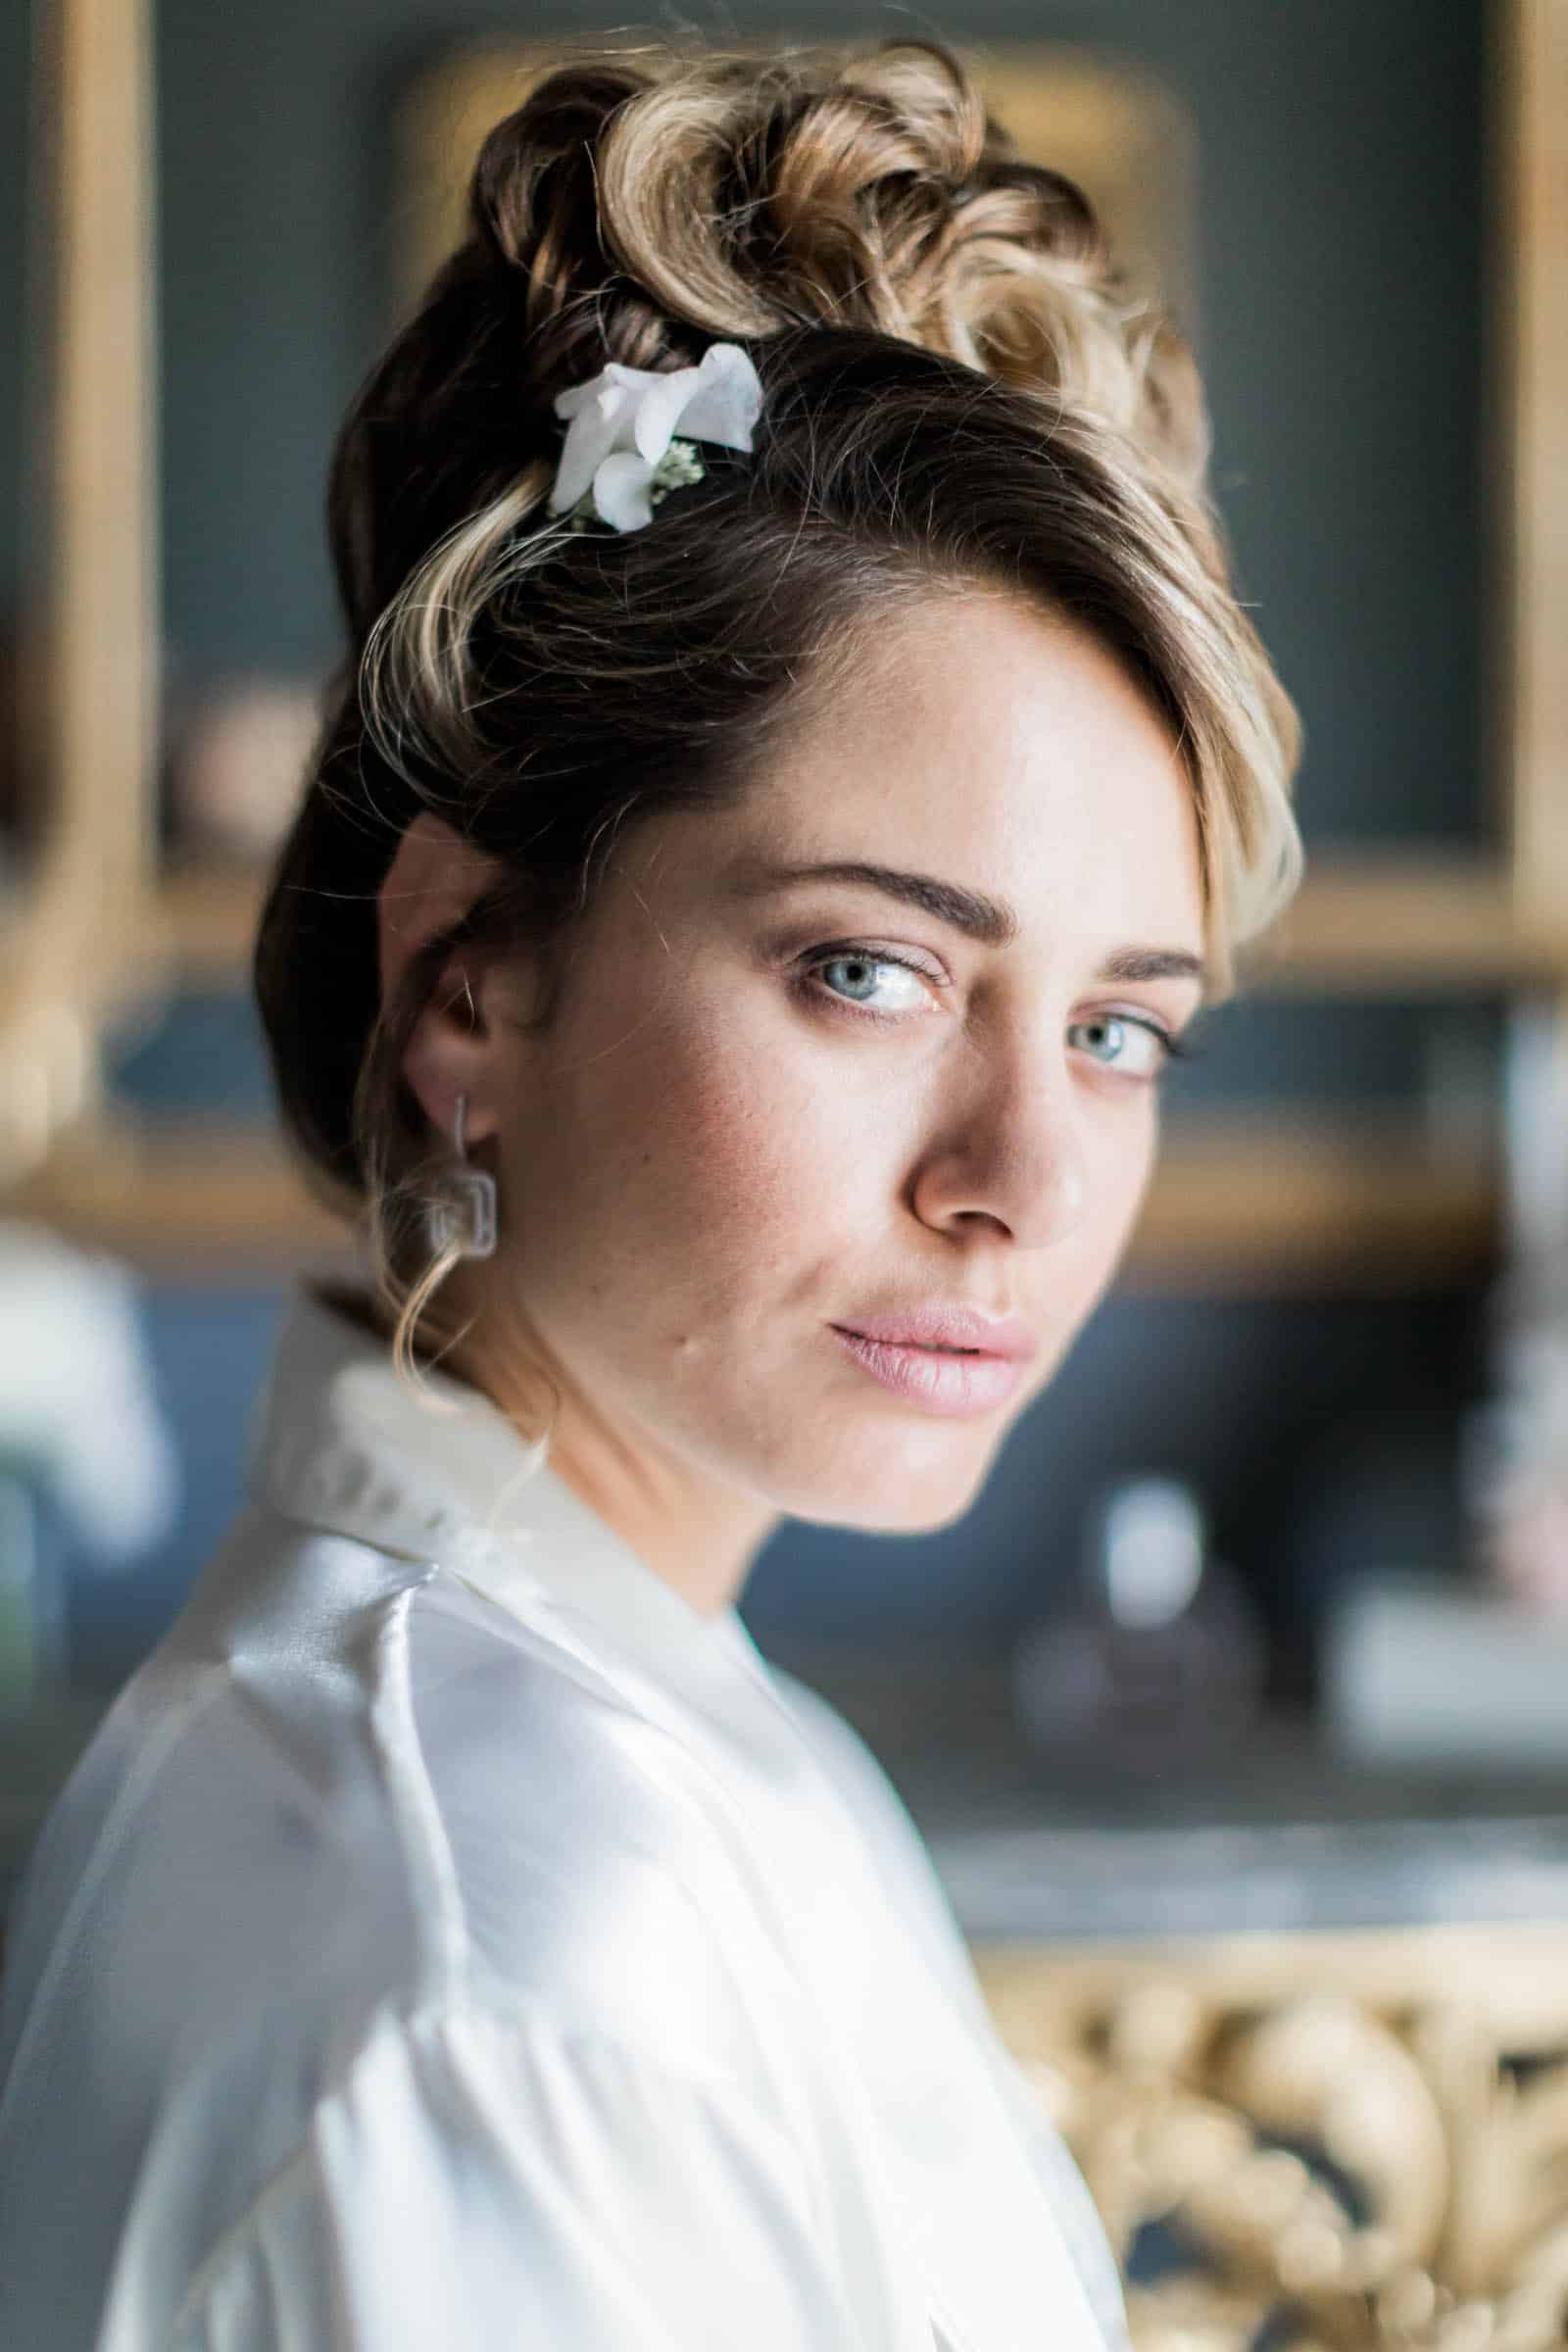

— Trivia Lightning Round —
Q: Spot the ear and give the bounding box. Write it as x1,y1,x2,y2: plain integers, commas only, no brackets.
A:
376,811,511,1148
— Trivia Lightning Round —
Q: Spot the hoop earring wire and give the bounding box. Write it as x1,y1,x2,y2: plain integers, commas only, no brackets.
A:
427,1090,498,1259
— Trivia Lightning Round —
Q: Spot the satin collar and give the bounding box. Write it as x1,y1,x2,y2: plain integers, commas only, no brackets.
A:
247,1277,750,1679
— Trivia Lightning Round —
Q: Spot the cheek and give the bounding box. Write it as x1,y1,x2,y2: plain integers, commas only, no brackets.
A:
1023,1102,1157,1331
1075,1101,1159,1297
529,988,867,1266
1103,1098,1160,1215
1088,1090,1157,1220
645,1040,809,1237
1008,1125,1157,1417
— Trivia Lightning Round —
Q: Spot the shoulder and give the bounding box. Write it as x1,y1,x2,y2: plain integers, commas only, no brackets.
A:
5,1509,771,2109
2,1531,802,2341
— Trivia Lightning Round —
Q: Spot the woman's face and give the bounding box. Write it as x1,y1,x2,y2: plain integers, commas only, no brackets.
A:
448,592,1206,1563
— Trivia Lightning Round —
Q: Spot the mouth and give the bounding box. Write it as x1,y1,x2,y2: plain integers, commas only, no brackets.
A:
829,1309,1038,1363
826,1325,1029,1418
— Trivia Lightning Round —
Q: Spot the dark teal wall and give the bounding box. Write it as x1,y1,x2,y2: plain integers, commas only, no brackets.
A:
5,2,1497,1690
7,1,1487,839
168,0,1489,842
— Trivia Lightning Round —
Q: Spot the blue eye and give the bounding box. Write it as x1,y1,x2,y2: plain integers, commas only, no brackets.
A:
1067,1015,1179,1079
799,945,1197,1079
807,948,937,1016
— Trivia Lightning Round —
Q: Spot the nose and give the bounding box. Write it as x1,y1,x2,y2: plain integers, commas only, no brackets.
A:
911,1054,1092,1249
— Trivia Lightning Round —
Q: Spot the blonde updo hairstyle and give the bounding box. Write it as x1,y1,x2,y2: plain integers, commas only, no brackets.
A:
254,34,1303,1397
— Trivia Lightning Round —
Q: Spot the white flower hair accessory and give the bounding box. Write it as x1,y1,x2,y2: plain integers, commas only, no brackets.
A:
547,341,763,534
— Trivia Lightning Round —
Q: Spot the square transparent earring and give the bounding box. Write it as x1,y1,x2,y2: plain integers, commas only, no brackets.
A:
427,1170,497,1259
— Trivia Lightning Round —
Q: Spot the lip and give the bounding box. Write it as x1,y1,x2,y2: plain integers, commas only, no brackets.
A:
830,1307,1039,1360
827,1307,1039,1419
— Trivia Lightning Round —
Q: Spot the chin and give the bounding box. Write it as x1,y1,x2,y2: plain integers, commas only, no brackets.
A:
772,1426,999,1536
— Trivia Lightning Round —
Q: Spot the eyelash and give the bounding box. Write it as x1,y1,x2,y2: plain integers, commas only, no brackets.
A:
795,944,1200,1073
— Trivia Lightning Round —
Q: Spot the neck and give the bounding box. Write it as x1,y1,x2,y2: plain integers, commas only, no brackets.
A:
543,1429,780,1621
321,1276,779,1620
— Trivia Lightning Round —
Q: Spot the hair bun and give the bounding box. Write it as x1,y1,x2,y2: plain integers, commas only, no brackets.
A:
462,37,1209,491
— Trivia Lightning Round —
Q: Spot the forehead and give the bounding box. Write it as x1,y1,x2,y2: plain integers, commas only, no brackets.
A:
740,591,1206,955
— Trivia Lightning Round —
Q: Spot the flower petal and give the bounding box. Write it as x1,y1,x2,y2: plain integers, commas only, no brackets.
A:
557,362,664,418
676,344,763,452
550,381,635,514
603,361,669,395
552,377,601,421
630,365,704,466
593,450,658,531
551,346,762,520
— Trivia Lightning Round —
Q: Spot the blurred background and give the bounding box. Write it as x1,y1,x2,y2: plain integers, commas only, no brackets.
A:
10,5,1568,2330
4,0,1568,1880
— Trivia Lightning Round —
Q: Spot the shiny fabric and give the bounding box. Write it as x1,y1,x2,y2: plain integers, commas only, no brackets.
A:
0,1279,1126,2350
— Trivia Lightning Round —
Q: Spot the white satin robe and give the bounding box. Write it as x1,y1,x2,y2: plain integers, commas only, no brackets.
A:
0,1278,1125,2350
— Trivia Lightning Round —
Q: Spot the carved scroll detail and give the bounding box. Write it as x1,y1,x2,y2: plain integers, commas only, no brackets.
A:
976,1926,1568,2352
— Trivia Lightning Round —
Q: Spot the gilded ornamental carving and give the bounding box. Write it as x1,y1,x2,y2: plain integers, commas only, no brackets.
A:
978,1927,1568,2352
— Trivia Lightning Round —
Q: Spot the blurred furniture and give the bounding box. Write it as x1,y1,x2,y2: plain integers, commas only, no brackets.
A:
861,1659,1568,2352
0,0,158,1187
979,1921,1568,2352
0,7,1564,1290
1328,1571,1568,1765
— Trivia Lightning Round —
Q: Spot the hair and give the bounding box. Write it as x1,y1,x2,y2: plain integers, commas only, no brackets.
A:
253,30,1303,1403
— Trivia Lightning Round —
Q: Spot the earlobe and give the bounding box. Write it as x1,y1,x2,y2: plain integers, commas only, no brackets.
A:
401,954,506,1151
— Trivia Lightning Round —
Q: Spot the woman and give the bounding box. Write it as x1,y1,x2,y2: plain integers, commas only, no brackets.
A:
0,33,1301,2349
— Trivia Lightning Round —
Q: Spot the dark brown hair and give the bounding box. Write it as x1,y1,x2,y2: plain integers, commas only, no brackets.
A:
254,32,1302,1369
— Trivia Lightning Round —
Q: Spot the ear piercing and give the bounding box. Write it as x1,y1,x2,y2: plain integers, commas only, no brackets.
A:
427,1090,497,1259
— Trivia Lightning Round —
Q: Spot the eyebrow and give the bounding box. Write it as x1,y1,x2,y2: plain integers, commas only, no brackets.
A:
725,856,1207,987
